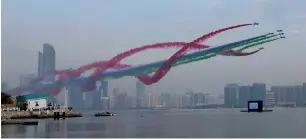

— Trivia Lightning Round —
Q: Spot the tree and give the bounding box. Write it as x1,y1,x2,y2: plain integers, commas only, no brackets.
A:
1,92,13,104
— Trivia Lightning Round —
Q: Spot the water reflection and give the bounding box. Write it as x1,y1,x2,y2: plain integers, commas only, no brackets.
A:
2,109,306,138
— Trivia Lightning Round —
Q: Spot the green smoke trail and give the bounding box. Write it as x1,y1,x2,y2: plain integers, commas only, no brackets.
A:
101,34,280,80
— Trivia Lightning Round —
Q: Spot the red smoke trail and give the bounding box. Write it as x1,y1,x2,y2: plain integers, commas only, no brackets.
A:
221,48,264,56
92,23,255,87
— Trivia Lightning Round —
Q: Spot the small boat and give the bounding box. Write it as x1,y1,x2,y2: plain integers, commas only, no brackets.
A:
94,112,116,117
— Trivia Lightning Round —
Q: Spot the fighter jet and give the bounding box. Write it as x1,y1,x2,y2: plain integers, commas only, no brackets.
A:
280,36,286,38
268,32,274,35
277,30,283,32
253,22,259,25
279,33,284,35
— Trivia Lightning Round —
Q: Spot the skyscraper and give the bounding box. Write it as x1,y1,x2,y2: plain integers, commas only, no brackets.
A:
92,82,102,109
38,51,43,76
266,91,275,106
303,83,306,104
182,94,191,107
101,81,108,97
114,92,128,109
238,86,251,108
271,86,288,104
67,68,84,109
68,82,84,109
110,88,119,109
293,85,304,106
136,81,145,108
250,83,266,105
99,81,109,109
160,92,171,108
272,85,304,106
92,91,101,109
194,92,205,106
38,43,56,81
84,91,93,108
224,83,239,108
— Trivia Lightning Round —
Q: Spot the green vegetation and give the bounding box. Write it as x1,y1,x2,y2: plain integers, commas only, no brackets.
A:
1,92,13,104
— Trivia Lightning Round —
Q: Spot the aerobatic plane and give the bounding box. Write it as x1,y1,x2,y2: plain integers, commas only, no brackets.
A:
277,30,283,32
253,22,259,25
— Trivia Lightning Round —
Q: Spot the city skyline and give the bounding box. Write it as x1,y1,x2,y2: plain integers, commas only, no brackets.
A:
224,82,306,108
63,81,306,110
2,0,306,95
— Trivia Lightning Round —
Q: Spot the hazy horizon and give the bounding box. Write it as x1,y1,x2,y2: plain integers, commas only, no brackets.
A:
1,0,306,95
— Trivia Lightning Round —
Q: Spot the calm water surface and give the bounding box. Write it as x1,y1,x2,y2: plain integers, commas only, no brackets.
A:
2,108,306,138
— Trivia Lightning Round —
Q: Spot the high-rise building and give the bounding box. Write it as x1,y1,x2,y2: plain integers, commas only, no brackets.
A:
109,88,119,109
126,95,134,108
20,74,36,86
294,85,304,106
186,91,196,107
176,94,183,108
271,85,303,106
136,81,145,108
100,81,109,109
266,91,275,106
169,93,181,108
182,94,191,107
216,93,224,104
38,43,55,81
303,83,306,104
271,86,288,104
204,94,214,105
68,82,84,109
160,92,171,108
92,81,103,109
144,93,155,108
84,92,93,108
224,83,239,108
194,92,205,106
38,51,43,77
238,85,251,108
250,83,266,104
114,92,128,109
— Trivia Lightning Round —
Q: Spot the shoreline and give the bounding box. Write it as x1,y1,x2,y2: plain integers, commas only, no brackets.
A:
1,110,83,120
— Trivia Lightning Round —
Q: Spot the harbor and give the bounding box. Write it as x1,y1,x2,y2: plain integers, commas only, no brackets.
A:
1,92,83,126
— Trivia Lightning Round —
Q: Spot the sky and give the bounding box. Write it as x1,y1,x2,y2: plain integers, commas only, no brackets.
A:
1,0,306,95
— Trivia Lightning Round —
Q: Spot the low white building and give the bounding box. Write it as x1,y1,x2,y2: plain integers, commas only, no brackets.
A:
16,93,49,110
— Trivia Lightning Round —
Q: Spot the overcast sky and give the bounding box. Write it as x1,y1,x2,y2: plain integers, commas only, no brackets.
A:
2,0,306,95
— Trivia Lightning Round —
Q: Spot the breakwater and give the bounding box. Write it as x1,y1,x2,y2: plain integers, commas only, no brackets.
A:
1,110,82,119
